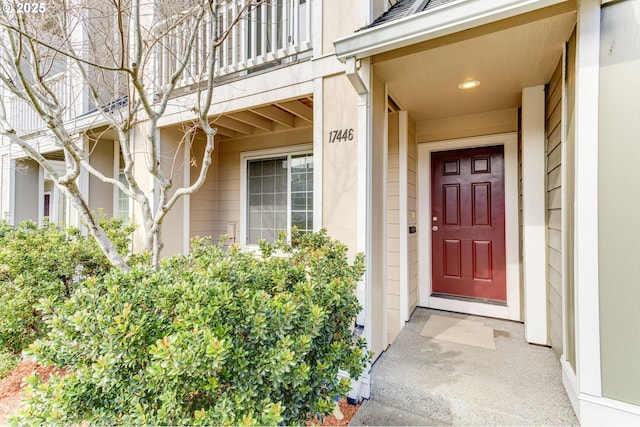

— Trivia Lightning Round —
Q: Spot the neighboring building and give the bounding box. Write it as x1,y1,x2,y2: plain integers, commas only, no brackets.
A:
1,0,639,424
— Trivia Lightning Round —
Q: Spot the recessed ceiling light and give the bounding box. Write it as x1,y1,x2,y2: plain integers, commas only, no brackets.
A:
458,80,481,90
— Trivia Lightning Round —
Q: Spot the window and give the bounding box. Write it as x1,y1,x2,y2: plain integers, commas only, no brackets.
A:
43,193,51,218
117,171,130,223
242,147,313,245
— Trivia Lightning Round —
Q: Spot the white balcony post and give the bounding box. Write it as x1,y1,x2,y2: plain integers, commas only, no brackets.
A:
271,0,278,55
260,1,268,62
293,0,300,49
154,0,312,90
221,3,229,72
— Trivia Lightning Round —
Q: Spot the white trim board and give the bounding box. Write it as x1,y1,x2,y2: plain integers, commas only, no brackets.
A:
335,0,568,61
521,85,548,345
312,77,323,231
417,133,521,321
573,0,602,398
562,356,640,426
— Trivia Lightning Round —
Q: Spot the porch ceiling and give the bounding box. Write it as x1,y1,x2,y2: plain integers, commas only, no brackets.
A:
373,11,576,122
210,97,313,139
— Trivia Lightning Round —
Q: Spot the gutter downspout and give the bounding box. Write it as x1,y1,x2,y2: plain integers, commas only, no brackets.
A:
345,57,369,95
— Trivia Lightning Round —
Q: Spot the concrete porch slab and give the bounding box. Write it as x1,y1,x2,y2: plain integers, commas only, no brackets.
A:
350,308,578,426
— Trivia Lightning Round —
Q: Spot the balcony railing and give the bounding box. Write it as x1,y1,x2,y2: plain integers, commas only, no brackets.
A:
155,0,312,90
7,74,71,136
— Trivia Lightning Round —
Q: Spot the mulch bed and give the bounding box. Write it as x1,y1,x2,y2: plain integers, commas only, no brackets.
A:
0,361,64,425
306,398,362,426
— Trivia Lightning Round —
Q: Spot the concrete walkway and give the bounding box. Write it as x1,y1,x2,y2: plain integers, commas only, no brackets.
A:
350,308,578,426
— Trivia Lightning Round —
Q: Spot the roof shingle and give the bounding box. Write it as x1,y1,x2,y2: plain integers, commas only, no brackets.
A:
367,0,459,28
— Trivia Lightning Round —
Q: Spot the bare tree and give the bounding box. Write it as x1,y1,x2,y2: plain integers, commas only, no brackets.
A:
0,0,265,269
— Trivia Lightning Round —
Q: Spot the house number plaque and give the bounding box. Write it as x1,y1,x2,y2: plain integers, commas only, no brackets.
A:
328,128,354,143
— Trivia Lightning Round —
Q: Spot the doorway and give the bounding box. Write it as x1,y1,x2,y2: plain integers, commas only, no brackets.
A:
417,134,520,320
430,145,506,302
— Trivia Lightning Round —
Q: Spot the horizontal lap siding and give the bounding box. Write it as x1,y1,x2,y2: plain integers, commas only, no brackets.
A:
387,113,401,344
190,138,219,239
546,58,563,359
408,118,418,315
214,128,313,244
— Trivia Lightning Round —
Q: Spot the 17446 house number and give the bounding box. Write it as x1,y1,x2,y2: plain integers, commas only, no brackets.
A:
328,128,354,143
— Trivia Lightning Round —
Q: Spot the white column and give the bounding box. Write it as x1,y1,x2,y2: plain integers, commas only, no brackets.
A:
37,165,44,226
521,85,548,345
358,57,372,400
183,138,191,254
574,0,602,398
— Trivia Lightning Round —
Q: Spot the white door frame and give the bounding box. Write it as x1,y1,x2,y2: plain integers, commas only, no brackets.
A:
417,133,521,321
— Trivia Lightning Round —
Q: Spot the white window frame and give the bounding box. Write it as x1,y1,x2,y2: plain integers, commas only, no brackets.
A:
112,142,132,224
43,191,52,219
240,143,313,247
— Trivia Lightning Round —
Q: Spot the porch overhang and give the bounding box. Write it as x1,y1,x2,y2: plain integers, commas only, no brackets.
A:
334,0,571,62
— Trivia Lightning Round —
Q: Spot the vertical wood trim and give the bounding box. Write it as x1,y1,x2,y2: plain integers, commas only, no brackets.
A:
313,77,323,230
563,29,577,374
574,0,602,397
78,138,89,229
357,59,373,400
37,165,44,226
522,85,548,345
313,0,323,56
113,141,120,222
183,139,191,254
361,68,389,357
10,156,15,225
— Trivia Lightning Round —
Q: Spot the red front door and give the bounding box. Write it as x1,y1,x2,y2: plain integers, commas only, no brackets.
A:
431,145,506,302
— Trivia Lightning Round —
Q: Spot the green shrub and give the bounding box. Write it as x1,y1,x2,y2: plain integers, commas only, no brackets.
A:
14,230,368,426
0,349,19,380
0,218,134,355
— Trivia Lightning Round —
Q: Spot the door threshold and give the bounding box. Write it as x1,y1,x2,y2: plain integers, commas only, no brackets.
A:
431,293,507,307
426,294,519,321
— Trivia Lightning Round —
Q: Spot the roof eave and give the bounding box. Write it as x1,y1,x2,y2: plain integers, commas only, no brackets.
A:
334,0,569,62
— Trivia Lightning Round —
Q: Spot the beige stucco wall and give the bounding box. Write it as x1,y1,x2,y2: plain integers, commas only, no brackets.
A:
88,139,115,217
322,75,359,259
322,0,359,55
598,0,640,406
14,159,39,223
159,127,187,256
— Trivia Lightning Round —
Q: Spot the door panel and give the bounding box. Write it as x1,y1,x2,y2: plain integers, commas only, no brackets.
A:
431,145,506,301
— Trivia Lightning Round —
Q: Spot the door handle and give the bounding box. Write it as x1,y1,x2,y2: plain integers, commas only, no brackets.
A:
432,225,439,232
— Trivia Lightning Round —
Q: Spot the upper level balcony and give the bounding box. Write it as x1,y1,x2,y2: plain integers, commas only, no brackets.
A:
6,73,72,138
155,0,312,91
5,0,312,138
